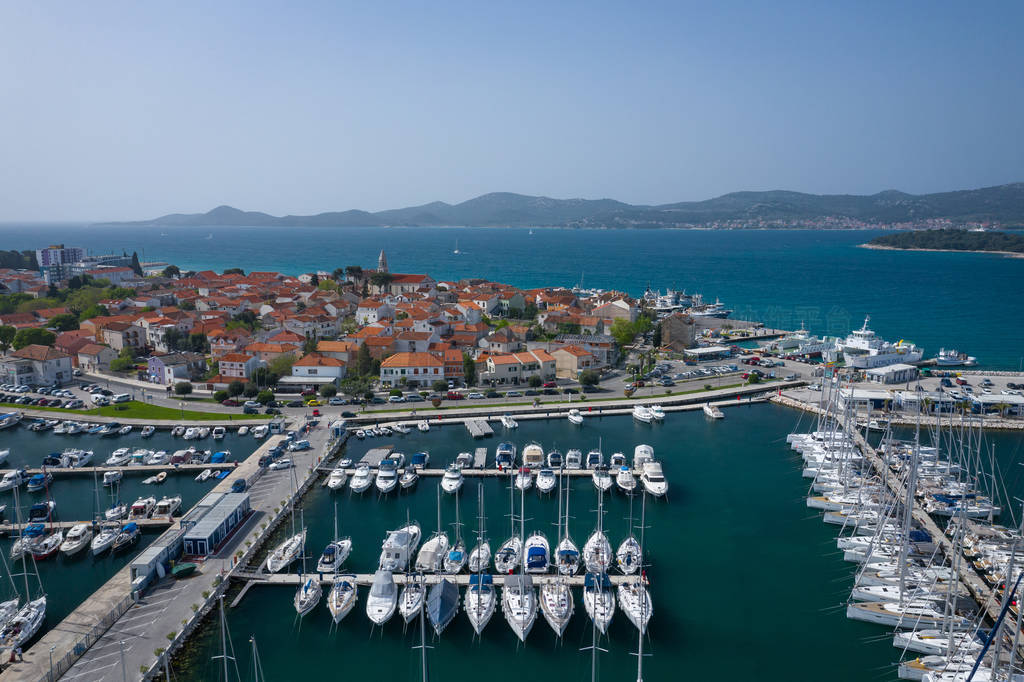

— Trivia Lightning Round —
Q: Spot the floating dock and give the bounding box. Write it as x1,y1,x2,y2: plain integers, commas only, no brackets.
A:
233,570,638,588
465,418,494,438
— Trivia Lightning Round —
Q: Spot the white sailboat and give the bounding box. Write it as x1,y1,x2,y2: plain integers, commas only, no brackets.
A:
502,484,537,641
414,485,449,573
326,574,357,624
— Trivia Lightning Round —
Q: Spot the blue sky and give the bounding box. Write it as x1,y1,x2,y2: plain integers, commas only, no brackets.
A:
1,1,1021,220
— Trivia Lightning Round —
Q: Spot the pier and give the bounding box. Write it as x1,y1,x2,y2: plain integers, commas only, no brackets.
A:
231,571,636,589
464,418,493,438
0,518,171,534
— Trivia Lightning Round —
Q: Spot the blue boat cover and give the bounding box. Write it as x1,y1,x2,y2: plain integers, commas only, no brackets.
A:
557,549,579,559
322,545,336,556
411,453,428,464
468,574,493,589
211,452,226,463
447,549,464,561
584,573,612,590
426,579,459,631
122,522,139,533
526,546,547,568
908,529,931,542
23,523,45,536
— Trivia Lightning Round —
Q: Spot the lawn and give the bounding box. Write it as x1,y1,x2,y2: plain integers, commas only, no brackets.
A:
1,400,269,422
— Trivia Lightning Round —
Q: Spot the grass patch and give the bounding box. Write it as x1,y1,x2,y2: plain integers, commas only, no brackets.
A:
1,400,269,421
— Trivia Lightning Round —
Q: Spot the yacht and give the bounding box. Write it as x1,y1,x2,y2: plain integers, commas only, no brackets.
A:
703,403,724,419
440,464,463,495
535,469,557,494
540,579,573,637
111,522,141,552
293,577,322,617
592,465,613,492
65,421,84,434
464,574,496,635
410,452,430,469
495,442,516,470
649,405,665,421
618,580,653,632
398,575,426,623
366,570,398,626
212,426,226,440
565,449,583,469
524,532,550,573
935,348,978,366
455,451,473,469
616,536,642,574
349,464,373,493
327,466,348,490
326,575,358,624
103,448,131,466
102,470,123,487
152,495,182,521
378,523,422,572
632,405,653,423
836,316,923,368
414,532,449,573
634,444,655,468
0,597,46,650
640,461,668,496
845,600,969,629
546,449,563,468
502,574,537,642
63,448,94,468
375,460,399,495
129,496,156,519
583,573,615,634
0,413,22,431
417,420,430,432
567,409,583,425
400,468,419,490
515,467,533,491
521,442,544,468
583,530,612,573
26,472,52,493
91,525,119,555
104,501,128,521
0,470,27,491
426,579,460,635
145,450,171,466
500,414,518,429
610,452,626,468
585,449,603,469
615,465,637,494
265,529,306,573
494,536,523,573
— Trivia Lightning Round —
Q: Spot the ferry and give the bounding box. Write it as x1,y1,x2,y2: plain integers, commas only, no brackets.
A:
834,316,923,369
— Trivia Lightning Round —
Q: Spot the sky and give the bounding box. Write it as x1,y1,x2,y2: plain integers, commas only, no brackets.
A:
1,1,1022,221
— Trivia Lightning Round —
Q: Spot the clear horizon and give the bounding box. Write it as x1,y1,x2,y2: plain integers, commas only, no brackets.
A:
1,1,1022,221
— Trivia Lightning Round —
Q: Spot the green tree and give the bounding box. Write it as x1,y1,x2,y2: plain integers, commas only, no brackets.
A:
162,265,180,279
528,375,542,388
180,299,196,311
556,322,581,336
0,325,16,352
256,389,274,405
79,304,108,321
227,380,245,397
578,369,600,386
267,353,296,378
462,352,477,386
432,379,448,393
231,310,258,331
173,381,193,396
332,267,345,282
252,366,280,388
303,336,317,354
310,273,319,287
109,347,137,372
223,267,245,275
48,313,79,332
213,390,229,402
243,382,259,398
344,265,363,281
130,252,143,276
354,344,373,377
369,272,395,291
652,321,663,348
12,328,56,349
610,318,637,347
320,383,337,397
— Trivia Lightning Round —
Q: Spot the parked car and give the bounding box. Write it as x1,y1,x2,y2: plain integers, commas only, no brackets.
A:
243,405,260,414
542,381,557,388
405,394,425,402
506,391,523,398
466,392,485,399
221,399,240,406
562,387,578,394
484,390,500,398
446,391,464,400
286,400,303,408
524,389,539,396
388,395,405,403
305,399,322,406
341,411,357,418
328,397,346,406
370,397,387,404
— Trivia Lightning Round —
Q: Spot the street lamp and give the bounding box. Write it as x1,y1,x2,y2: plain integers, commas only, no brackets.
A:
49,644,56,681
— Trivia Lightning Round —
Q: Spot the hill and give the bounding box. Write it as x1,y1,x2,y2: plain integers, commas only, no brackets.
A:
866,229,1024,254
96,183,1024,229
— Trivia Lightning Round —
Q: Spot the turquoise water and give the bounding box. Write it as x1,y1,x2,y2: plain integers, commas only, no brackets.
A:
175,406,1024,682
1,224,1021,368
0,427,260,631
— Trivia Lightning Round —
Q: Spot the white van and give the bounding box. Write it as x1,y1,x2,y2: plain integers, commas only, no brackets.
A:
91,394,110,406
112,393,131,404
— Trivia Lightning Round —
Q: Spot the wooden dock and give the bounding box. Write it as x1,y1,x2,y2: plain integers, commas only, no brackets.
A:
233,570,636,587
465,419,493,438
473,447,488,468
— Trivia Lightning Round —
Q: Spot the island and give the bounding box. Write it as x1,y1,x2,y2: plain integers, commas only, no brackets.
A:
864,228,1024,257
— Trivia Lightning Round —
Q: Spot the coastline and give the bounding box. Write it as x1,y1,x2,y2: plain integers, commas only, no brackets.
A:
859,243,1024,258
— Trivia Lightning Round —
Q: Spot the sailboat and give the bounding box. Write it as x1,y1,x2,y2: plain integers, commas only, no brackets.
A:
415,485,449,573
541,473,573,636
293,508,322,617
453,239,461,255
618,492,653,632
583,493,612,574
443,492,467,574
616,494,642,575
426,578,459,635
502,484,537,641
316,504,352,574
0,485,45,650
468,484,491,573
326,574,358,624
266,468,306,573
399,573,427,624
556,471,581,575
465,484,496,635
495,475,522,573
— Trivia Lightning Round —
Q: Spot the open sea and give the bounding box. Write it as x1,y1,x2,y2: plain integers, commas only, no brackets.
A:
1,224,1023,368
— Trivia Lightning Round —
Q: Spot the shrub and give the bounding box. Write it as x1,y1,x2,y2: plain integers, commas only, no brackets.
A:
243,383,259,398
320,384,337,397
432,379,448,393
528,375,543,388
389,388,403,397
256,389,274,405
227,380,245,397
173,381,192,396
213,390,229,402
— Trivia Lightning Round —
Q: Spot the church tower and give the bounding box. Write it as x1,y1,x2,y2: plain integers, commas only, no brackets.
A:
377,250,388,273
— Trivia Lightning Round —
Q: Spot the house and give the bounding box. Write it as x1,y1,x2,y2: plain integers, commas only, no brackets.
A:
316,340,358,362
591,299,638,323
208,329,253,358
217,353,261,380
77,343,118,372
551,345,596,379
277,353,346,391
478,350,556,386
362,335,397,360
355,299,394,326
864,363,920,385
146,352,207,385
379,352,445,388
479,327,521,354
394,331,438,354
54,330,96,359
84,266,136,286
497,291,526,316
101,322,146,352
443,348,465,383
661,312,696,351
0,345,73,386
243,342,300,364
387,274,436,295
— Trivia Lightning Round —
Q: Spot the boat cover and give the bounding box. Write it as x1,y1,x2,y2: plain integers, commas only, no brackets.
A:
468,574,493,589
426,579,459,630
584,573,612,591
369,570,395,598
526,546,547,568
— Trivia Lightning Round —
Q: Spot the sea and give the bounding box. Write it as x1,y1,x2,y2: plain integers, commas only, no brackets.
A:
1,224,1023,368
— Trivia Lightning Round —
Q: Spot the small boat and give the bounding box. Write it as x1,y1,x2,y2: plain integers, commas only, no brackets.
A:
515,467,533,491
400,469,419,490
103,470,123,486
399,575,426,623
703,403,724,419
60,523,94,557
105,502,128,521
26,472,52,493
237,426,249,436
494,536,522,573
171,562,198,579
378,426,392,437
171,425,185,437
182,427,199,440
524,532,550,574
316,539,353,573
105,448,132,466
11,524,45,560
495,442,516,470
392,422,411,435
427,579,460,635
0,449,8,464
140,426,156,438
567,409,584,425
145,450,170,465
0,469,28,491
0,597,46,650
583,573,616,634
585,449,603,470
65,421,84,434
415,533,450,573
129,496,156,519
375,461,399,495
265,530,306,573
521,443,544,468
112,522,141,552
155,471,168,484
501,414,518,429
366,570,398,625
649,405,665,421
349,464,373,493
556,536,580,576
152,495,182,520
98,422,122,437
592,465,613,492
455,451,473,469
212,426,225,440
195,469,212,482
640,461,668,497
469,541,492,574
565,449,582,469
417,420,430,432
632,405,653,423
327,466,348,490
252,425,268,439
546,449,563,468
355,429,366,439
28,501,55,522
443,538,467,574
294,577,322,617
118,425,132,436
536,468,557,494
338,457,353,468
142,475,159,485
616,536,642,574
616,465,637,494
326,575,358,623
91,525,119,555
465,574,496,635
440,464,463,495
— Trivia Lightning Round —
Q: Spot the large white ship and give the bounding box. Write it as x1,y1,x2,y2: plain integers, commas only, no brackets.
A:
838,316,922,369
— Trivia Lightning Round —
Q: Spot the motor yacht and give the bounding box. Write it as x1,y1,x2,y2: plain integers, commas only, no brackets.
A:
366,570,398,625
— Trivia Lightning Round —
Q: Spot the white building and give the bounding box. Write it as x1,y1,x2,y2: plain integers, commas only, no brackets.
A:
864,363,919,385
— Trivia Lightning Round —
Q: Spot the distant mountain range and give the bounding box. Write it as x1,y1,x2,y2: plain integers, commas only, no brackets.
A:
98,183,1024,229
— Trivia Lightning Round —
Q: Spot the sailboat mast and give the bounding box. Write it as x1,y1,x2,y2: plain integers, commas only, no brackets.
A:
13,485,29,599
636,490,647,682
219,596,230,682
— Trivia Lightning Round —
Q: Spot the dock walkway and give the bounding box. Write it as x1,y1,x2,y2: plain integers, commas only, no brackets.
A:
465,419,493,438
233,571,635,588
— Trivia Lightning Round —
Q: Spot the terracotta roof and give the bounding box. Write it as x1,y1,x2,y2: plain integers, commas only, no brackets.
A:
11,344,69,362
380,352,443,368
77,343,110,356
219,353,254,363
554,344,593,357
317,340,358,353
293,353,344,367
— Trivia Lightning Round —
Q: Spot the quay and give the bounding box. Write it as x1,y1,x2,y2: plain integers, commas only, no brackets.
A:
0,462,237,477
